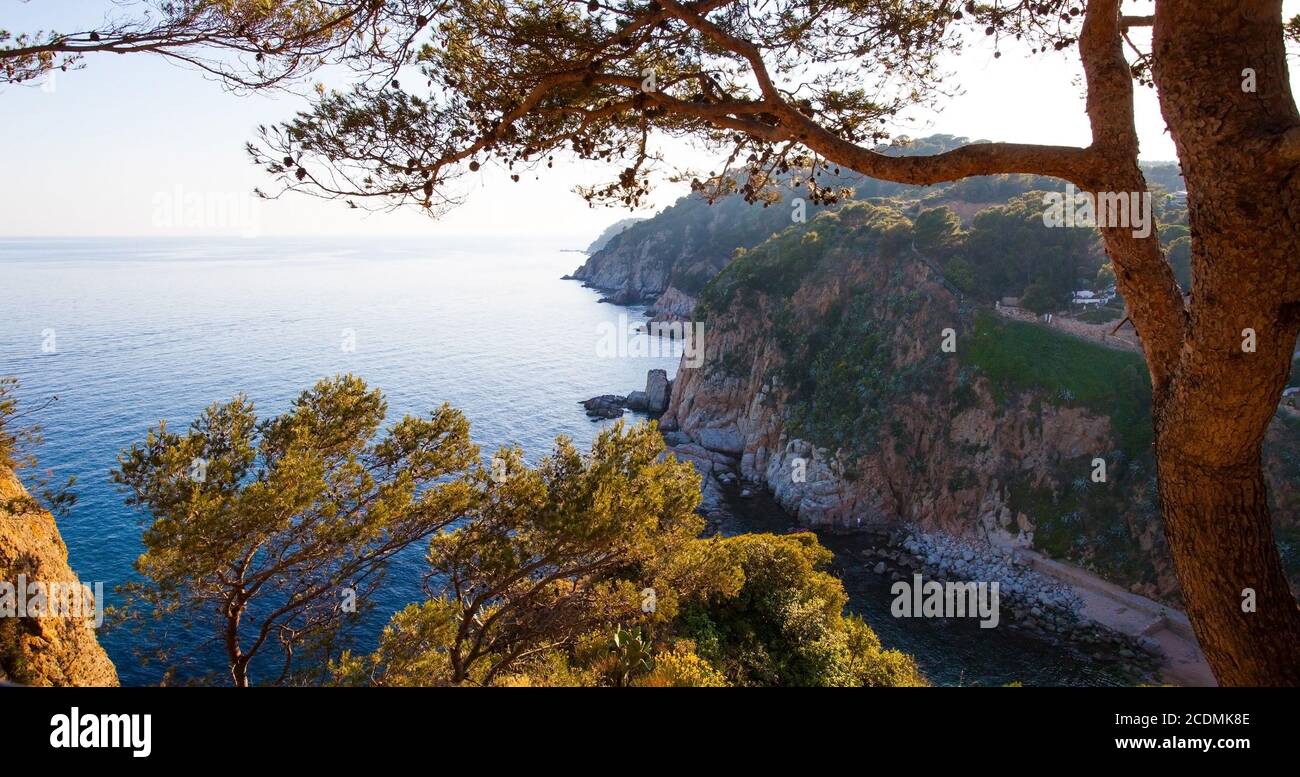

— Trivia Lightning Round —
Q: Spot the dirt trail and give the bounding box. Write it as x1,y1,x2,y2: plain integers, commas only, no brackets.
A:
1023,550,1216,686
993,304,1143,353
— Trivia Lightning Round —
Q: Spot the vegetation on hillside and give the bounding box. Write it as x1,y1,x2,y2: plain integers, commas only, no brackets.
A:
962,311,1153,458
962,312,1163,587
0,377,75,516
584,217,646,254
604,134,1186,311
696,201,912,318
686,199,1300,598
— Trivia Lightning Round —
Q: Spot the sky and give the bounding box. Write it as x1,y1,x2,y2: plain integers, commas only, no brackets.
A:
1,0,1297,239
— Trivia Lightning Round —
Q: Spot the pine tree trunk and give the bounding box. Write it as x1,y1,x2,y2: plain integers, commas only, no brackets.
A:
1155,442,1300,685
1144,0,1300,685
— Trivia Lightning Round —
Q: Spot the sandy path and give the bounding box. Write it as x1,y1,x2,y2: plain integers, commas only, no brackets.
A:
1022,551,1216,686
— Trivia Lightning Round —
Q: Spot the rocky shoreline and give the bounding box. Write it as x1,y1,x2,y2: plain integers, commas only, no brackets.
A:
582,369,673,419
562,188,1241,684
857,527,1162,676
586,347,1169,683
654,417,1163,681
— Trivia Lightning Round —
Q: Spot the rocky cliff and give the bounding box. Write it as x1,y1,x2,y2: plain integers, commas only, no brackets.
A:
584,217,646,254
660,202,1300,604
646,285,698,323
569,190,792,304
0,467,119,686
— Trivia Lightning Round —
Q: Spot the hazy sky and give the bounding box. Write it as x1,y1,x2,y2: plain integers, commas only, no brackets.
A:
2,0,1296,239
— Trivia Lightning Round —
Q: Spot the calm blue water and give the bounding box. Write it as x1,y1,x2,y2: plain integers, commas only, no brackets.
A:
0,236,679,685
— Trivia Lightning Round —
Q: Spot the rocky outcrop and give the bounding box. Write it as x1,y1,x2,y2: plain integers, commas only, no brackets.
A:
646,286,697,323
645,369,671,414
581,395,627,419
659,202,1300,604
568,188,812,303
569,138,1184,310
584,217,645,254
568,137,1039,303
570,230,683,303
0,468,119,686
583,371,673,419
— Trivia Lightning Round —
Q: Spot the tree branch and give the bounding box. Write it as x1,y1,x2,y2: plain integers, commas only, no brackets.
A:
657,0,1093,184
1079,0,1187,393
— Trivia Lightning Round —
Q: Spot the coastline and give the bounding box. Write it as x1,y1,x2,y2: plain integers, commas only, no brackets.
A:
568,265,1212,686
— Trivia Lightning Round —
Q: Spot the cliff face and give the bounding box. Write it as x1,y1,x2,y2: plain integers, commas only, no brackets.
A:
661,203,1300,603
584,217,646,254
0,468,119,686
571,227,684,303
570,185,842,303
646,286,698,323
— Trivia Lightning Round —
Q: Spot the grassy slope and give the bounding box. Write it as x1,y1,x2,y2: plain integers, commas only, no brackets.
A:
963,310,1153,458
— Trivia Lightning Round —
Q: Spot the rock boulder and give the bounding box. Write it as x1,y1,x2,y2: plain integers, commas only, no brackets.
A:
646,369,670,414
